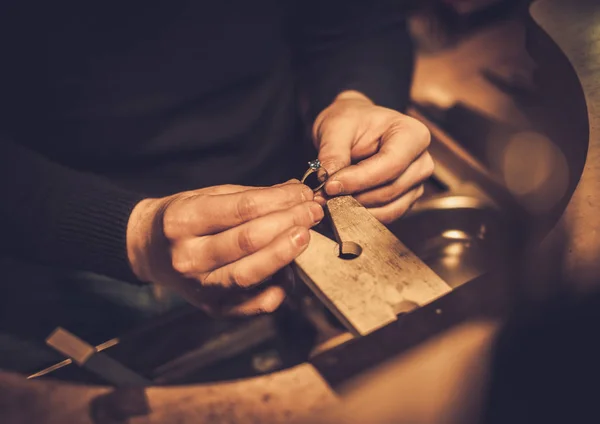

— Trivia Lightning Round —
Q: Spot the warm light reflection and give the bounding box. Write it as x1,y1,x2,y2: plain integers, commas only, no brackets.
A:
442,229,470,240
415,85,456,108
444,242,465,256
441,242,465,269
500,131,569,214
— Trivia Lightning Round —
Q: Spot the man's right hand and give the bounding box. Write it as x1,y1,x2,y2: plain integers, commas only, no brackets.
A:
126,180,323,315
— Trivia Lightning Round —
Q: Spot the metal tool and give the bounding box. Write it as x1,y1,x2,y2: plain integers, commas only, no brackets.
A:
28,337,119,379
43,327,151,386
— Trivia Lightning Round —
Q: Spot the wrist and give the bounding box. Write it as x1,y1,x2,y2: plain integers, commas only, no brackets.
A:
126,197,165,283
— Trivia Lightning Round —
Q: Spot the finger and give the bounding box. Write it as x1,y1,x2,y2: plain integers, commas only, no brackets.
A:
324,116,430,196
367,185,425,224
315,116,356,176
222,286,286,316
173,201,323,274
354,152,434,208
171,184,253,203
202,226,311,289
163,183,313,239
314,192,327,206
204,180,301,195
199,184,256,195
274,178,302,187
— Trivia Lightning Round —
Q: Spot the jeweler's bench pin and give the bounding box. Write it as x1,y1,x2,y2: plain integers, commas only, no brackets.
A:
301,159,328,192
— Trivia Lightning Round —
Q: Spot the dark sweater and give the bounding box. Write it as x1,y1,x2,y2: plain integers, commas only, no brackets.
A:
0,0,414,282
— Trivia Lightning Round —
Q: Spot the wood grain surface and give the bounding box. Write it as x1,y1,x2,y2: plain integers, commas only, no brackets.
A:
0,363,337,424
294,196,451,336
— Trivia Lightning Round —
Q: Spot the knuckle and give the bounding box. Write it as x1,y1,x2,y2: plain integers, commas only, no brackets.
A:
171,251,192,275
250,306,268,315
303,203,319,224
280,185,304,204
371,208,392,224
227,267,251,288
320,115,353,141
392,116,430,148
368,184,399,207
382,185,400,204
374,108,397,126
162,207,183,240
367,151,386,170
289,204,312,228
320,157,346,174
236,227,257,254
253,298,279,314
380,215,394,225
178,189,199,198
331,113,354,128
162,195,204,239
421,153,435,179
273,250,292,269
411,119,432,148
200,270,218,286
415,184,426,199
286,229,308,255
236,193,258,221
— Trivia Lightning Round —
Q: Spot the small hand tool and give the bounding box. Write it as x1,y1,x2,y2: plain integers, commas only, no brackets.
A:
44,327,151,386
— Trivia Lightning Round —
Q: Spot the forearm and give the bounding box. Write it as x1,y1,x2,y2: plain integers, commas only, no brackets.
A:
0,137,144,282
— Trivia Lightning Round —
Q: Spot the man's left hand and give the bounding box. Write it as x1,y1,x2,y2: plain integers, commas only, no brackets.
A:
313,90,434,224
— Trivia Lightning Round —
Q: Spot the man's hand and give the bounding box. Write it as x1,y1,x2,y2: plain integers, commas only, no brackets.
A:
126,181,323,315
313,91,434,223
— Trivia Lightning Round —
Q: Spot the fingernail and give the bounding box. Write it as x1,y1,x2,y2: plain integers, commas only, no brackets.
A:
301,185,314,201
309,202,324,223
326,181,343,196
314,194,326,205
291,228,309,247
317,167,329,182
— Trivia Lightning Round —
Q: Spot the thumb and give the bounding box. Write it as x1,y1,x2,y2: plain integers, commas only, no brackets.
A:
316,122,355,196
318,142,352,177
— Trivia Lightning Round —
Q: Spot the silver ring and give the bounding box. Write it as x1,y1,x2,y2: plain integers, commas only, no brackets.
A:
301,159,328,192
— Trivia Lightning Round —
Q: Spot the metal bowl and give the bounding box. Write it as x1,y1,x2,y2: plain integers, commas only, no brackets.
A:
388,195,509,288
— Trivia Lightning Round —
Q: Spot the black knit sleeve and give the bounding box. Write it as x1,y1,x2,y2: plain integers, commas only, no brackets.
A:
0,137,145,283
290,0,416,124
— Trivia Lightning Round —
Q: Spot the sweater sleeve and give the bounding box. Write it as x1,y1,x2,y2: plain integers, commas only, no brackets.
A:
290,0,416,124
0,137,145,282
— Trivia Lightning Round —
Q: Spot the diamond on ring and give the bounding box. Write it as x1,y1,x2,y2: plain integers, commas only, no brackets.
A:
308,159,321,171
301,159,327,192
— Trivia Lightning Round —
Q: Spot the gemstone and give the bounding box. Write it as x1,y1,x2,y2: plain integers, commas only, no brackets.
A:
308,159,321,170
